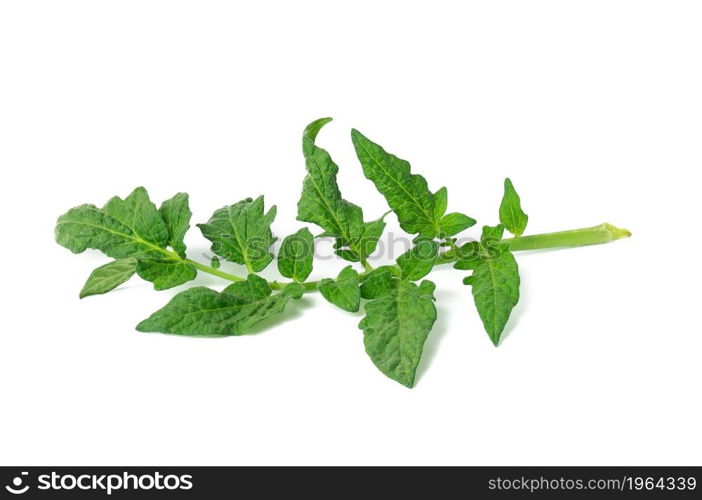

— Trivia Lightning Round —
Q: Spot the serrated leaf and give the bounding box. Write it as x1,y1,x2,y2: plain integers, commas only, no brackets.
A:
499,178,528,237
318,265,361,312
102,186,170,248
56,187,201,291
359,280,437,388
335,248,360,262
357,215,386,260
79,258,138,298
480,223,509,259
136,282,304,336
396,239,439,281
198,196,277,272
433,187,448,219
360,265,400,300
297,126,355,241
160,193,191,258
440,212,476,237
417,280,436,295
55,187,171,260
480,223,504,242
297,118,384,261
456,225,520,346
278,228,314,282
223,274,271,302
351,129,439,237
136,259,197,291
465,252,520,346
452,241,482,270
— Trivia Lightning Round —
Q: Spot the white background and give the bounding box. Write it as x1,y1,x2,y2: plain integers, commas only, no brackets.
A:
1,1,700,466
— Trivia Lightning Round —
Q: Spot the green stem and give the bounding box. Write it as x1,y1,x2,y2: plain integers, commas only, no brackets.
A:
185,257,320,292
185,258,246,282
503,222,631,252
438,222,631,263
183,222,631,293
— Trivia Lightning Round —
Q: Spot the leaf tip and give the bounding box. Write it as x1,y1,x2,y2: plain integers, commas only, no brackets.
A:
488,328,503,346
350,128,365,142
303,117,333,144
400,378,415,389
135,318,156,333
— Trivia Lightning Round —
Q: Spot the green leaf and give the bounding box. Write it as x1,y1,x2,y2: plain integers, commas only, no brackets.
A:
318,265,361,312
396,239,439,281
297,123,355,240
334,248,360,262
302,116,333,143
223,274,271,302
452,241,482,270
159,193,191,258
359,280,437,388
136,259,197,291
464,252,520,346
499,178,528,237
456,225,520,346
477,223,502,242
278,228,314,282
79,258,138,298
136,282,304,336
102,186,170,248
417,280,437,296
480,223,509,256
55,187,171,260
440,212,476,237
433,187,448,219
56,187,199,291
198,196,277,272
360,265,400,300
351,129,439,237
297,118,384,261
211,256,220,269
357,215,386,260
